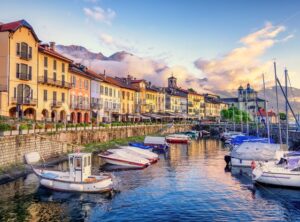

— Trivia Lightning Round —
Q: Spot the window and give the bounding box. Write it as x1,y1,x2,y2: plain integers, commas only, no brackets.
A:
53,91,57,101
62,75,65,84
72,75,76,87
62,63,65,73
53,60,57,70
100,85,104,94
53,72,57,81
84,80,88,90
62,93,65,102
43,90,47,101
13,87,16,98
105,87,108,96
122,92,125,99
44,57,48,67
44,70,48,81
109,88,112,97
16,42,32,59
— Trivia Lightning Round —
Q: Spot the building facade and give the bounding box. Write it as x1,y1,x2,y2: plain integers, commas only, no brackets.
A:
37,43,72,122
0,20,39,119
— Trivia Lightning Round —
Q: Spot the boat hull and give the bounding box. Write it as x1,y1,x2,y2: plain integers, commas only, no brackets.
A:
166,138,189,144
99,155,149,169
253,168,300,188
39,178,113,193
231,158,253,167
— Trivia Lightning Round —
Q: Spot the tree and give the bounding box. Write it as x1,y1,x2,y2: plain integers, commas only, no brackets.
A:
279,112,286,121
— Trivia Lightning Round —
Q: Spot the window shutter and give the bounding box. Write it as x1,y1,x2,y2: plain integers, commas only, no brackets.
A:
28,66,32,80
30,89,33,99
14,87,16,98
16,43,20,56
29,47,32,59
16,64,20,78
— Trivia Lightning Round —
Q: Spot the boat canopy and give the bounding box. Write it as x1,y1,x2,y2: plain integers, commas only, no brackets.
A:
231,142,280,161
144,136,166,145
230,136,275,145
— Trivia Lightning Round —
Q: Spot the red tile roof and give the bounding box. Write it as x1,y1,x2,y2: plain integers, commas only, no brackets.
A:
39,45,73,63
257,109,276,117
0,19,40,42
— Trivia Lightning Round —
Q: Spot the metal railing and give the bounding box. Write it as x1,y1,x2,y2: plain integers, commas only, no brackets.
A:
18,73,32,81
38,76,71,88
51,100,62,108
91,103,102,109
71,103,90,110
11,97,37,105
20,52,32,60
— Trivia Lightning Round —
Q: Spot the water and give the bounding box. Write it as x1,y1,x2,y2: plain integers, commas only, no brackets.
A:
1,139,300,221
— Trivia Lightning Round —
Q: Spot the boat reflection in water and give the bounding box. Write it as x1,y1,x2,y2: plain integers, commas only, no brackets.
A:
1,139,300,221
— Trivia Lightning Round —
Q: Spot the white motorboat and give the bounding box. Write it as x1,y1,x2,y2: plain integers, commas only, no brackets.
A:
25,152,113,193
228,142,282,167
98,149,150,169
120,146,159,163
166,134,190,144
252,152,300,188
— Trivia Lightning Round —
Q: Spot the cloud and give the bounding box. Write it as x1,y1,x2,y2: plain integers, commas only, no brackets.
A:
83,6,116,25
194,22,291,91
99,33,133,51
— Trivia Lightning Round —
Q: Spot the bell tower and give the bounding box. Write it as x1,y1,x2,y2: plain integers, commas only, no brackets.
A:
168,74,177,88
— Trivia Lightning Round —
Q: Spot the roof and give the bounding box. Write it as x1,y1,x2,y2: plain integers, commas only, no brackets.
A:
0,19,40,42
257,109,276,117
39,45,73,63
221,98,239,103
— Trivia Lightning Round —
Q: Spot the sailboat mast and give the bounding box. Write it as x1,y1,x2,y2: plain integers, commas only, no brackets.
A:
263,74,270,143
241,91,243,133
233,106,236,131
255,95,259,136
246,89,249,135
274,61,282,144
285,68,289,147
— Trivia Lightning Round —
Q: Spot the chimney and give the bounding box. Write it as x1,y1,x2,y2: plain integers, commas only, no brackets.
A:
49,42,56,51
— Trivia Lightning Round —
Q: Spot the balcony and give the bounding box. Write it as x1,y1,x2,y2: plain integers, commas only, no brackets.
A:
194,99,201,102
71,103,90,110
11,97,37,105
20,52,32,61
51,100,62,108
91,103,102,109
18,73,32,81
38,76,71,89
188,103,193,107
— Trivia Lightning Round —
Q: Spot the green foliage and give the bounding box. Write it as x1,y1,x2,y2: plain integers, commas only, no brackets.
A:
279,112,286,120
0,123,11,131
19,124,28,130
221,106,251,123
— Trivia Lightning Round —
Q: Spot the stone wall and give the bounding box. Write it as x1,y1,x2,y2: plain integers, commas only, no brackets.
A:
0,124,193,167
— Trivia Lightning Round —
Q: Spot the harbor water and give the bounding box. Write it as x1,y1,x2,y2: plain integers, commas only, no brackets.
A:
1,139,300,221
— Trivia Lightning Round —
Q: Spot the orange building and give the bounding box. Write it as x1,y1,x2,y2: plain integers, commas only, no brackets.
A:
69,64,92,123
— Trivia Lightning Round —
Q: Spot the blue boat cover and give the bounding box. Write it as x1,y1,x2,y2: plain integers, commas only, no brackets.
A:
230,136,275,145
129,142,152,149
42,172,59,179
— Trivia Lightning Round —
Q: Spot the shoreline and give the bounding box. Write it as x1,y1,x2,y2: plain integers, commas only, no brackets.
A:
0,135,146,185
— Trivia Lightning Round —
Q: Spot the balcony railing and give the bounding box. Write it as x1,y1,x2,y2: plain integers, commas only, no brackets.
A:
91,103,102,109
38,77,71,89
11,97,37,105
18,73,32,81
51,100,62,108
20,52,32,60
71,103,90,110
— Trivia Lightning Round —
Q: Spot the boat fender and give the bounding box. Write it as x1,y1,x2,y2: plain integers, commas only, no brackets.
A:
251,161,256,170
224,155,231,165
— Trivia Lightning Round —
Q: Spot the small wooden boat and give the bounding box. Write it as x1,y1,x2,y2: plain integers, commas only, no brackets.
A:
144,136,169,151
99,149,150,169
120,146,159,163
25,152,113,193
166,134,190,144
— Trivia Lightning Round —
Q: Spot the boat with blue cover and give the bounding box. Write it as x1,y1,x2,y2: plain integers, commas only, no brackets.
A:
128,142,153,150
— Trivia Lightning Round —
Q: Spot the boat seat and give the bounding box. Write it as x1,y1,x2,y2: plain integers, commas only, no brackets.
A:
42,172,59,179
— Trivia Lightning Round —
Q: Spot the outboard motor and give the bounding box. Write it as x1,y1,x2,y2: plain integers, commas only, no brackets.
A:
224,155,231,166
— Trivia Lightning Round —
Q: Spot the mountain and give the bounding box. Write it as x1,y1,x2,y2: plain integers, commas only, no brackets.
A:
57,44,300,115
56,45,133,61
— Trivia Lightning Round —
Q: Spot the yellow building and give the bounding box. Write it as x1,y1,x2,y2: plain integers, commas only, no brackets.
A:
187,91,204,119
204,94,223,121
145,88,159,113
37,43,73,122
0,20,40,119
97,74,121,122
165,94,181,113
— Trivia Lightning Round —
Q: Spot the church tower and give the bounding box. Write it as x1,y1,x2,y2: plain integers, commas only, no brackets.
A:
168,74,177,88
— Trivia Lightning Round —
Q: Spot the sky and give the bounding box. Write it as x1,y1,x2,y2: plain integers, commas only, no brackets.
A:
1,0,300,92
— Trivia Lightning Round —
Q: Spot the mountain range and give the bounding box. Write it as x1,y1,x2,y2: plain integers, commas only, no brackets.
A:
56,44,300,116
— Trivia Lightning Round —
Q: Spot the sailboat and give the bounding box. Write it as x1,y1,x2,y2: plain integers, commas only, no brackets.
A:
252,66,300,188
